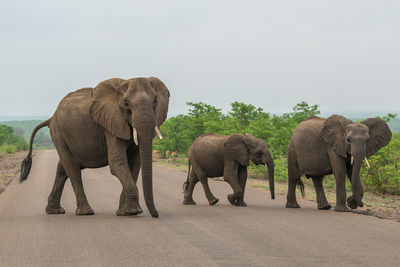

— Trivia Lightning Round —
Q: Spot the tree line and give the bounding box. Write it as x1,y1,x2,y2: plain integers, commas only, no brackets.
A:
1,102,398,195
0,124,28,153
1,120,54,149
154,101,400,195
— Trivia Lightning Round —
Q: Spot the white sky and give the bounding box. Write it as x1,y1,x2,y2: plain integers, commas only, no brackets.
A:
0,0,399,117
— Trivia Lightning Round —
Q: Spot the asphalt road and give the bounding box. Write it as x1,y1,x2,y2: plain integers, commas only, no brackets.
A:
0,150,399,266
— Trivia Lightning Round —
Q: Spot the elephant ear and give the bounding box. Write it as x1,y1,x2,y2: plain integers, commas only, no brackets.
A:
321,115,352,158
148,77,170,127
90,78,131,140
224,134,249,167
362,118,392,157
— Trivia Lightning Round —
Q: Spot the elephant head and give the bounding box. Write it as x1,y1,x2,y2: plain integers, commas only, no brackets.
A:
321,115,391,209
224,133,275,199
90,77,170,217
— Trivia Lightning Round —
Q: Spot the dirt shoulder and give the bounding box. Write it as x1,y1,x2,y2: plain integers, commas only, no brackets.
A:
154,158,400,223
0,151,31,194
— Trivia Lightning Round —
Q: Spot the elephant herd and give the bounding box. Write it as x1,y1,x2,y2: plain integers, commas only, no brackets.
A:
19,77,392,217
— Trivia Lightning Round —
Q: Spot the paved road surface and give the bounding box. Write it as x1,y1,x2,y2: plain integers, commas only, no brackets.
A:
0,150,399,266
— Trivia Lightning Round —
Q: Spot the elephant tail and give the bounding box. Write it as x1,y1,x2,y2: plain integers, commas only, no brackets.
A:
297,178,305,197
182,161,191,193
19,118,51,183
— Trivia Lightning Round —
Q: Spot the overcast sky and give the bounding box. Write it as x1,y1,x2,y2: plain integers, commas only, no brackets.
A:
0,0,399,117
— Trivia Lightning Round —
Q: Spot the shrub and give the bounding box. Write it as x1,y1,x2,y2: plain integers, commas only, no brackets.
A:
361,133,400,195
0,124,28,154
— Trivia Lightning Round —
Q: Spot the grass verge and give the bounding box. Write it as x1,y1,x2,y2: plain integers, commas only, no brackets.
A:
0,151,31,194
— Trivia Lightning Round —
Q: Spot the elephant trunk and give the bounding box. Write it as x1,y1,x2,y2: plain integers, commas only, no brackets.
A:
136,117,158,218
350,148,364,208
265,151,275,199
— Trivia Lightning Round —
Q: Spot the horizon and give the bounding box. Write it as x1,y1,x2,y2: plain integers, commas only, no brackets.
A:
1,109,399,122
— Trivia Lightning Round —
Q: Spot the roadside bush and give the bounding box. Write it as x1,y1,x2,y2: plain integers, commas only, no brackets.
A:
248,156,288,183
361,133,400,195
0,124,28,153
155,101,399,196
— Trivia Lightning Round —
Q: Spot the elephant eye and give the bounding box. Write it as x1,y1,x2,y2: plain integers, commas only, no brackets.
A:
123,101,130,108
154,98,158,106
345,138,350,144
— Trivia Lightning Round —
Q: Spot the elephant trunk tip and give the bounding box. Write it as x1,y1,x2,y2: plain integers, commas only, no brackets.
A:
150,210,159,218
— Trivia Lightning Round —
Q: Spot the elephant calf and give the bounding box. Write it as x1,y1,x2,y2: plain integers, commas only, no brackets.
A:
183,133,275,206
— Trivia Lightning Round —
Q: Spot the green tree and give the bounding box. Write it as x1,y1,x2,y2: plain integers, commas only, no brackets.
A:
229,102,264,127
33,131,54,147
380,113,397,123
289,101,320,123
0,124,28,153
361,133,400,195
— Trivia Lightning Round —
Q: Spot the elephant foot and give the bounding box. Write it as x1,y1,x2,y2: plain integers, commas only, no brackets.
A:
122,202,143,216
183,198,196,205
318,203,332,210
347,196,363,209
116,207,143,216
227,194,236,206
45,204,65,214
335,206,351,212
285,201,300,208
235,200,247,207
75,206,95,216
208,198,219,206
124,207,143,216
116,208,125,216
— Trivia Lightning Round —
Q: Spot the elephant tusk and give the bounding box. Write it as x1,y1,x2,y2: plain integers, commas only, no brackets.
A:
364,157,371,168
351,156,354,166
133,127,138,146
155,126,163,140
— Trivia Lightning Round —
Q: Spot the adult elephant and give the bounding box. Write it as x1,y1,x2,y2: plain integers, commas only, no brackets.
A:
286,115,391,211
183,133,275,206
20,77,170,217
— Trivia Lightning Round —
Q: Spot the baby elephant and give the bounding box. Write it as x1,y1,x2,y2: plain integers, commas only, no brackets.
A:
183,133,275,206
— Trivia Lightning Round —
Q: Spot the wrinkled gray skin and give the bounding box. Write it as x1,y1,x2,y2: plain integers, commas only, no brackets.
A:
286,115,391,212
20,77,169,217
183,133,275,206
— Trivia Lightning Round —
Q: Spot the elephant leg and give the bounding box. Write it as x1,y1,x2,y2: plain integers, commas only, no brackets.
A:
57,145,94,215
117,145,141,215
346,166,364,209
196,168,218,206
311,176,331,210
329,152,350,212
223,161,242,206
46,161,68,214
107,136,142,216
183,170,199,205
286,148,300,208
235,166,248,206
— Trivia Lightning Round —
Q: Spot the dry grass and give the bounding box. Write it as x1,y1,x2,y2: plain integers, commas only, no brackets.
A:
0,151,31,194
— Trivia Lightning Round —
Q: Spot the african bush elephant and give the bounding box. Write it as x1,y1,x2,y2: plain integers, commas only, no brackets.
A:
183,133,275,206
20,77,170,217
286,115,391,211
